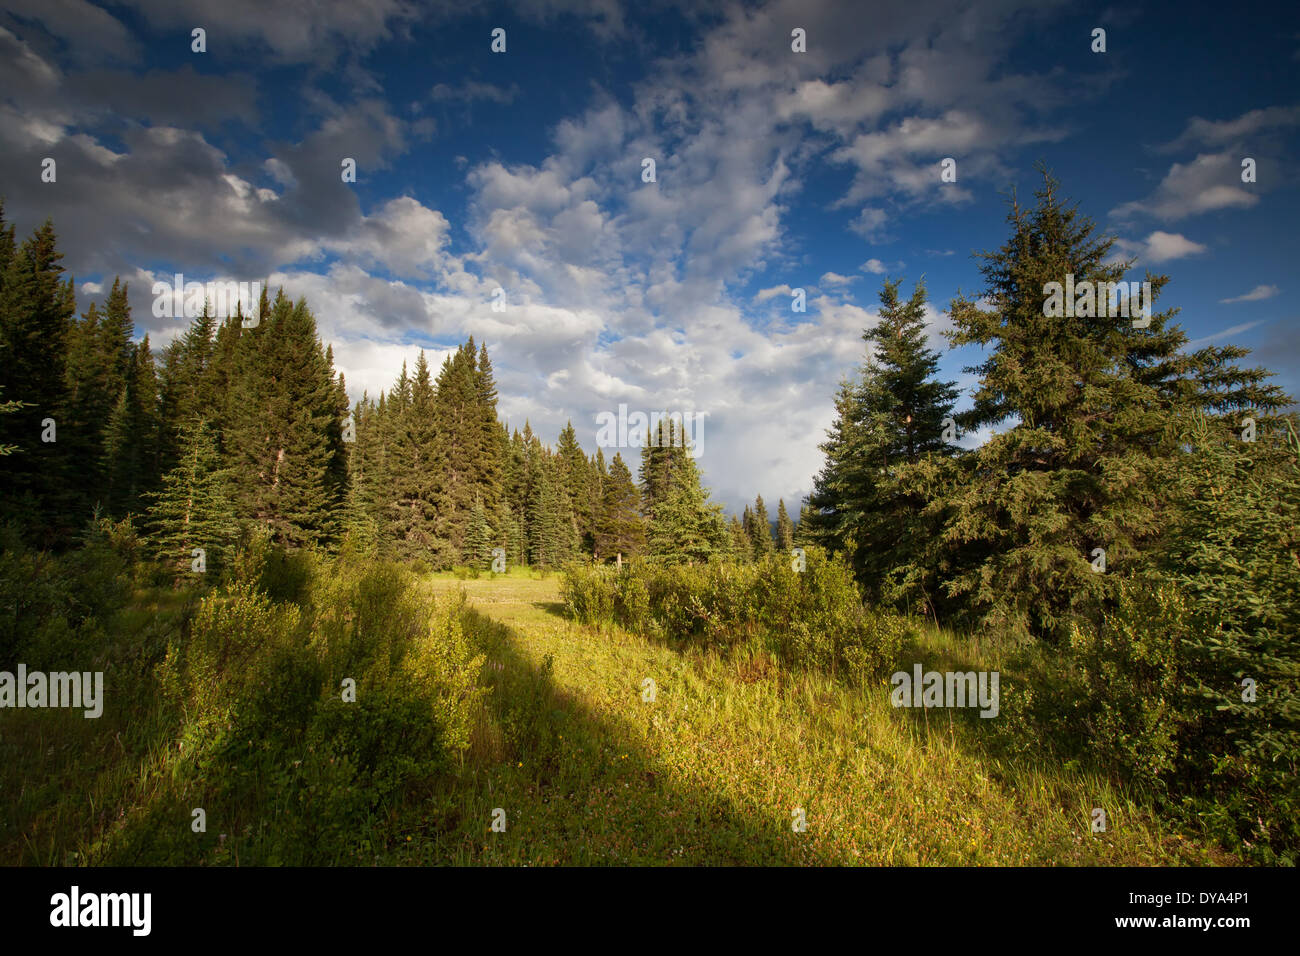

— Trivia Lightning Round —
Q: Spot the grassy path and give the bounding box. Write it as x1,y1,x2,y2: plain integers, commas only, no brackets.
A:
417,572,1225,866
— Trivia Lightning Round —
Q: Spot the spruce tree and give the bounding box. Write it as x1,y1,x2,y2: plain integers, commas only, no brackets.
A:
225,290,345,549
775,498,794,552
746,494,774,555
807,277,959,610
463,495,494,569
62,300,113,511
938,168,1291,638
646,428,725,563
529,452,577,568
638,418,680,523
594,452,646,562
144,417,237,581
557,421,594,550
102,336,160,518
385,352,441,559
430,341,486,563
728,514,752,562
0,215,77,540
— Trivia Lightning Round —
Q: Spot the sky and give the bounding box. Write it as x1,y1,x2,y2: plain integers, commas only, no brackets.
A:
1,0,1297,514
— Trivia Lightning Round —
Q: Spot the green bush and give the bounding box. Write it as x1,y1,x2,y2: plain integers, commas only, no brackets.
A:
559,564,615,626
560,548,908,681
0,521,131,669
229,525,316,605
1067,580,1199,781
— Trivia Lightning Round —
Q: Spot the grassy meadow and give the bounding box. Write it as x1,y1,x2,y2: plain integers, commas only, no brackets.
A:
1,557,1232,866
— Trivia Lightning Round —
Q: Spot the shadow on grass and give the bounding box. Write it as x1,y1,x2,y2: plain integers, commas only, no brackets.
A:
531,600,569,619
428,607,841,865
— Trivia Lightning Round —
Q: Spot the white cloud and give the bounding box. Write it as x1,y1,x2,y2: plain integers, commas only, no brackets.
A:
1111,230,1209,263
1220,284,1280,304
820,271,859,287
755,284,794,302
430,81,519,105
1158,105,1300,152
0,0,1144,515
1112,153,1258,221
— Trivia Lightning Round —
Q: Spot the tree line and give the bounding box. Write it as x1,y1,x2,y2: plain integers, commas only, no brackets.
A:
0,199,801,573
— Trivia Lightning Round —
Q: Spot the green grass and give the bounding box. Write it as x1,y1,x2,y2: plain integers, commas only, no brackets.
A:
1,571,1232,865
412,573,1227,865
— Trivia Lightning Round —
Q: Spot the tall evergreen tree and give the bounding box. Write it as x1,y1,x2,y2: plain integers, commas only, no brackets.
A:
807,277,959,609
225,290,345,549
645,427,726,563
529,452,578,568
0,214,77,539
385,352,441,559
728,513,752,562
937,168,1291,637
557,420,595,549
638,417,682,523
463,494,494,569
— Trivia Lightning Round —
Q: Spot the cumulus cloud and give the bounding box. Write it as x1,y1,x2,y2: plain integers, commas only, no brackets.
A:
0,0,1182,512
1157,105,1300,153
1112,230,1209,263
820,271,859,287
1111,153,1258,221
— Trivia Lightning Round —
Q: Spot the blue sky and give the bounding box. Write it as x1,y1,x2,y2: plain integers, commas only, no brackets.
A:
1,0,1297,513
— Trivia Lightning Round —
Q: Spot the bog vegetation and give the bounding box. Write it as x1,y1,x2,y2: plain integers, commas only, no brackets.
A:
0,172,1296,865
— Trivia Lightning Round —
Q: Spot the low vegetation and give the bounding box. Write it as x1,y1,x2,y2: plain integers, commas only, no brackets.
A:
0,529,1259,865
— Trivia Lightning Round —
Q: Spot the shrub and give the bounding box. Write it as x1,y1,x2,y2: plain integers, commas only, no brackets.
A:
560,548,909,682
559,564,614,626
1067,580,1199,781
229,525,315,605
0,522,131,669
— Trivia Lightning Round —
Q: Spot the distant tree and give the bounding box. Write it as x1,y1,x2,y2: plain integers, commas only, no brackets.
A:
775,498,795,552
102,336,160,518
745,494,773,556
594,452,646,562
645,428,726,564
728,514,752,562
463,495,494,569
530,453,578,568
